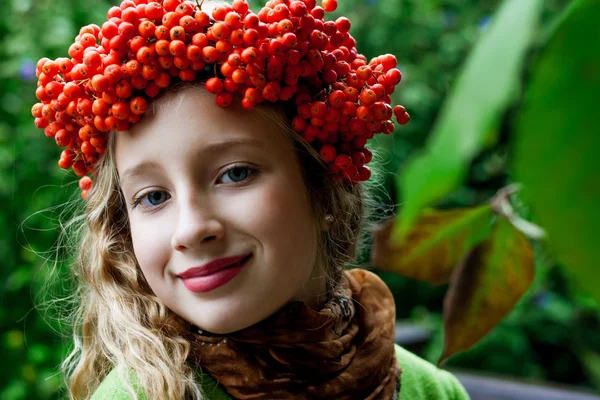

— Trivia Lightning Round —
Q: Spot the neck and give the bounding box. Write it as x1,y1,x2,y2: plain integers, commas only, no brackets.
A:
291,261,330,309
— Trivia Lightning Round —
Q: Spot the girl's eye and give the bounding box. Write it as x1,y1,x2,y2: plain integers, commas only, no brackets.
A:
132,191,170,210
218,165,257,184
131,165,256,209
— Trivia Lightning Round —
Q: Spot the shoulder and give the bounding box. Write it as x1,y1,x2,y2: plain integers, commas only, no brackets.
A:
395,344,470,400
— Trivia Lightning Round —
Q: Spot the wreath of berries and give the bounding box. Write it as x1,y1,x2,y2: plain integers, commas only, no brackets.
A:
31,0,409,199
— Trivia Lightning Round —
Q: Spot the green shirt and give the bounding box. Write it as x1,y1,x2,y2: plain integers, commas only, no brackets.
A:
91,344,470,399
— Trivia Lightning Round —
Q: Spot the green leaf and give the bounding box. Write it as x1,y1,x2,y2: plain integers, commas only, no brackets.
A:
0,381,28,400
29,345,50,365
5,330,24,350
578,346,600,391
395,0,543,238
440,217,535,364
512,0,600,302
371,205,493,284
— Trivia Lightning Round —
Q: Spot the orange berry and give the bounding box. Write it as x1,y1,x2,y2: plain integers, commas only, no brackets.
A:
241,47,257,64
206,77,224,94
56,58,74,74
144,82,160,97
244,87,263,103
162,11,179,29
230,29,245,45
170,26,185,40
112,102,130,120
180,15,199,33
232,0,249,14
192,33,208,48
142,63,159,80
195,11,210,27
129,98,147,117
186,45,202,61
155,72,171,88
334,154,352,170
116,80,133,99
44,81,63,99
202,46,220,63
211,22,231,40
215,40,234,55
220,62,234,77
327,90,346,109
179,68,196,81
79,176,93,191
31,103,43,118
215,92,233,107
139,20,156,39
81,141,96,156
173,56,190,69
225,11,243,29
72,160,88,177
190,59,205,70
359,89,377,106
92,99,109,116
212,5,228,21
262,81,281,102
125,60,142,76
169,40,186,57
397,112,410,125
320,144,336,162
380,54,397,70
92,115,107,131
175,2,194,17
136,46,153,64
155,25,170,40
231,69,247,84
359,166,371,181
310,101,327,118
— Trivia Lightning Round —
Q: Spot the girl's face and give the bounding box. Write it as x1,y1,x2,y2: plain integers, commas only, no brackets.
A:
115,87,326,334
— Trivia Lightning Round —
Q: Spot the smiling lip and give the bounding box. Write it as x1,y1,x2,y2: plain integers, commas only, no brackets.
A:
177,254,251,293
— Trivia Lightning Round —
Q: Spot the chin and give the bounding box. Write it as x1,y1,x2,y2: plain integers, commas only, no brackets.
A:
187,296,294,335
183,303,262,335
190,314,254,335
173,281,300,335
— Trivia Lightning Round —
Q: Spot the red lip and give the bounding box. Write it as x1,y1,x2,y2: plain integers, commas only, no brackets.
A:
177,254,251,279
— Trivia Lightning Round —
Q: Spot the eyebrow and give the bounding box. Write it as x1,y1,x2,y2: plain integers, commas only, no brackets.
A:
119,137,266,186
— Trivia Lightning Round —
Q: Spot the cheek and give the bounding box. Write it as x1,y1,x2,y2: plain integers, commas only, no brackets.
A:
129,215,172,280
241,177,318,273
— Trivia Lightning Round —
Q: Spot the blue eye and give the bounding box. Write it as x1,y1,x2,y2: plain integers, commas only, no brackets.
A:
130,165,257,210
219,165,256,184
132,191,170,210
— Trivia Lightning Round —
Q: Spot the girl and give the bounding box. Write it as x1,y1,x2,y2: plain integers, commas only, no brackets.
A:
32,0,470,399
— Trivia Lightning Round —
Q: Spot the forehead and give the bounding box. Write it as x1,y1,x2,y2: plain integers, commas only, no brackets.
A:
114,87,290,177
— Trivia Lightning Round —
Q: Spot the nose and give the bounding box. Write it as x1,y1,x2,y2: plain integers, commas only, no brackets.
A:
171,194,225,251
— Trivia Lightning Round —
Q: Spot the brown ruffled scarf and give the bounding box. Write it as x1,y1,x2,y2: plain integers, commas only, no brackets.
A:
183,268,401,399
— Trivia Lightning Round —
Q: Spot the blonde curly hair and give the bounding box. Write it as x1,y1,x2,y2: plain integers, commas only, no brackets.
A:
59,80,378,399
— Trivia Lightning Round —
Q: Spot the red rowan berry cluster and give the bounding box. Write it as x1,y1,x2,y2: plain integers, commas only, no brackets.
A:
31,0,409,199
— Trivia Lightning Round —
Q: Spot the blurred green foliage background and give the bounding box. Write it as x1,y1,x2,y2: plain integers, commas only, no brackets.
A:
1,0,599,398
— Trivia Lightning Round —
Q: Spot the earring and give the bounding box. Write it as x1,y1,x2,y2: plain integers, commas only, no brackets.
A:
325,214,334,223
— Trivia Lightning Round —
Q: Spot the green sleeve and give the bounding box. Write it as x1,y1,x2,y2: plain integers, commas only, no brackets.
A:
196,372,232,400
90,368,231,400
395,344,470,400
90,369,145,400
92,347,469,400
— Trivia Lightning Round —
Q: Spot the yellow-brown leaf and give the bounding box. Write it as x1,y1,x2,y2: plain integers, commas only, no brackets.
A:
371,205,493,284
440,216,535,364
